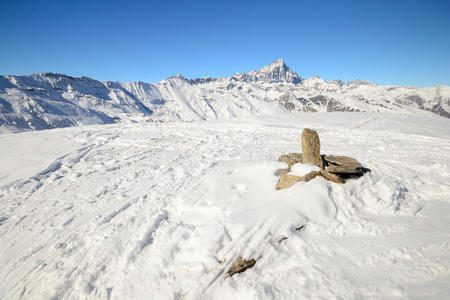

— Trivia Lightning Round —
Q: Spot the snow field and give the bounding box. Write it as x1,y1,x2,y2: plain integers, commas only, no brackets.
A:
0,112,449,299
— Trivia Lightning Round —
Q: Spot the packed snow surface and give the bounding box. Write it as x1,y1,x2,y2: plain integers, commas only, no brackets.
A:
0,112,449,299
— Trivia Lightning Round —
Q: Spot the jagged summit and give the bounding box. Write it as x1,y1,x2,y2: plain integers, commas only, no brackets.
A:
161,59,301,85
260,58,288,72
270,58,286,67
234,59,303,84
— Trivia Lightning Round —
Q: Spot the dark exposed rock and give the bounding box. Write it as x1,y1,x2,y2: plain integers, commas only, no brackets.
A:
295,225,305,231
405,95,424,108
188,76,217,85
320,169,346,184
302,106,318,112
278,236,288,243
41,72,75,80
309,95,327,105
324,155,371,176
284,102,295,111
326,99,361,112
226,256,257,277
428,101,450,118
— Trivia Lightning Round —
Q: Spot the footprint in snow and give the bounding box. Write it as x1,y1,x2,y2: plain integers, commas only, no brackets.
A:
232,184,247,192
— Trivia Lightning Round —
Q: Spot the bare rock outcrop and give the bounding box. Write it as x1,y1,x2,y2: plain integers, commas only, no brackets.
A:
301,128,323,168
276,128,370,189
278,153,303,168
320,169,346,184
276,169,345,190
276,172,323,189
226,256,257,277
324,155,371,176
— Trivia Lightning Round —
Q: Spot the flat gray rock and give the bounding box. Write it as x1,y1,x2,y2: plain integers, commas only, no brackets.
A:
324,155,370,175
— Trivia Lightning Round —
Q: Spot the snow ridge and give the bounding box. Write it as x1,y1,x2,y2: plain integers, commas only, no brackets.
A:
1,60,449,133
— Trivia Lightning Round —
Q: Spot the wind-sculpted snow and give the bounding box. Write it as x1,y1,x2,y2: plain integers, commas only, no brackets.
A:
1,60,449,133
0,113,449,299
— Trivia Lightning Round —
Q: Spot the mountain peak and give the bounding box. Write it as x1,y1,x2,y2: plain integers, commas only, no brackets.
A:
262,58,288,72
236,59,302,84
272,58,285,67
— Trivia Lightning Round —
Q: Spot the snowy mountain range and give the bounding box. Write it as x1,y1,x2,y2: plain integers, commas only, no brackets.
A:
1,58,449,133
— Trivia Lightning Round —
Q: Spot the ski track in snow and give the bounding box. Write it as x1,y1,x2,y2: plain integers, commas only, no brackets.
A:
0,112,449,299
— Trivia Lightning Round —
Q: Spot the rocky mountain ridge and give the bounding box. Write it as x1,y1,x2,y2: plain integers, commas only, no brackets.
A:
1,59,449,133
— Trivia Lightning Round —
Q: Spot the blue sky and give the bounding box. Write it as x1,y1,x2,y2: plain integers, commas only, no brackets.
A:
1,0,449,87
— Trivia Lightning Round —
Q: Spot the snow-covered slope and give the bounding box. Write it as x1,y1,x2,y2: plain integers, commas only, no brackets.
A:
1,113,449,299
1,60,449,133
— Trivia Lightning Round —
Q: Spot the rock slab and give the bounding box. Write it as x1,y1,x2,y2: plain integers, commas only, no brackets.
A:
301,128,323,169
227,256,257,277
279,153,303,168
324,155,371,176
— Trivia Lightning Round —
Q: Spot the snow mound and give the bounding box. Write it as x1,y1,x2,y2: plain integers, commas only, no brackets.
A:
289,163,321,176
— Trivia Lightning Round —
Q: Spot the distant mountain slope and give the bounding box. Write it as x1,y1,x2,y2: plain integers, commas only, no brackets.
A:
1,59,449,133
